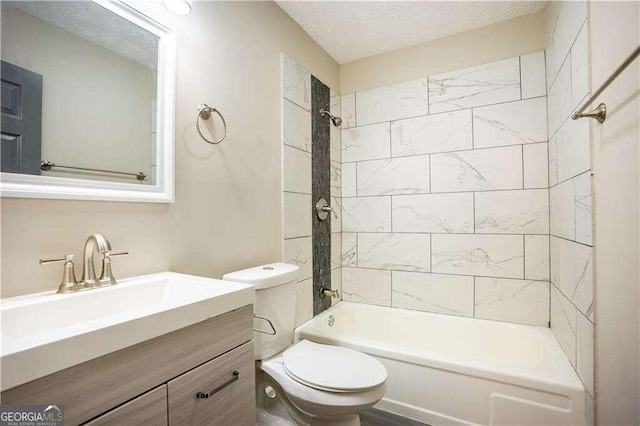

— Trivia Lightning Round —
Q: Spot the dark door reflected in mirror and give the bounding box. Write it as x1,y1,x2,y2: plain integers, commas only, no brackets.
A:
0,1,159,185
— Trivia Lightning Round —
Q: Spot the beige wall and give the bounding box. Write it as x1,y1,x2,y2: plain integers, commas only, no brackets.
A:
339,11,545,94
0,0,339,297
590,1,640,424
1,4,155,183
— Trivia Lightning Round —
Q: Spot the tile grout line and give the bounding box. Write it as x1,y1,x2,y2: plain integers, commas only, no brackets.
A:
283,95,312,115
390,195,393,233
428,154,432,194
473,276,476,318
341,189,549,200
547,123,552,327
282,142,316,157
345,95,547,129
523,234,526,280
551,233,594,248
390,270,393,308
284,141,312,155
551,281,594,326
550,169,592,191
354,92,357,127
573,178,577,248
388,121,392,159
283,190,313,196
471,107,475,149
429,233,433,273
519,56,523,100
546,18,588,95
343,231,549,237
544,50,555,327
522,144,526,189
355,162,358,197
426,78,430,116
343,141,547,165
343,264,549,283
472,193,476,233
355,233,358,268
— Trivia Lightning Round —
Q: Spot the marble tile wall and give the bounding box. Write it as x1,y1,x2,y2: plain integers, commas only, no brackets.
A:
339,53,550,327
544,1,594,399
282,54,342,327
330,87,343,308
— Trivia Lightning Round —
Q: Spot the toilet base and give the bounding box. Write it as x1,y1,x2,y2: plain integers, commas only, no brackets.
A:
257,369,369,426
256,344,386,426
310,415,360,426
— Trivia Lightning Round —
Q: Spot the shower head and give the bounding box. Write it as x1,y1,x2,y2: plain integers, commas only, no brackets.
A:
319,108,342,127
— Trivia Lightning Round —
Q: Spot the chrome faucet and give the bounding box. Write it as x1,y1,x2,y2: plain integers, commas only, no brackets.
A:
82,234,112,286
39,234,128,293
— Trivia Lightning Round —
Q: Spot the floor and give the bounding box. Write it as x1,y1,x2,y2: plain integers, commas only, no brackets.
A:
360,409,428,426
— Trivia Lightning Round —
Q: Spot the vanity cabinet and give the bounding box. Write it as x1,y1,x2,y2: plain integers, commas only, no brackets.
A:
84,385,168,426
1,305,255,426
168,342,254,425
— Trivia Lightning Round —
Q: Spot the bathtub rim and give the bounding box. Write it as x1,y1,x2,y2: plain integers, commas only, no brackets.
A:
294,301,586,398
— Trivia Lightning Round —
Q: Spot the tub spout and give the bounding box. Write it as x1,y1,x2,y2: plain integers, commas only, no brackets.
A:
320,286,339,299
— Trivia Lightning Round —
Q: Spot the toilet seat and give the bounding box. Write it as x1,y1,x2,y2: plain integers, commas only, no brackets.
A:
281,340,387,393
260,350,387,420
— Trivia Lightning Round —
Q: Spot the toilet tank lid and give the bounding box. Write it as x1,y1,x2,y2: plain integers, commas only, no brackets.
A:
222,262,299,289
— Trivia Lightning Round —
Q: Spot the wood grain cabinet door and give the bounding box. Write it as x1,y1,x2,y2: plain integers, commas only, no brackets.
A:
168,341,255,426
83,385,167,426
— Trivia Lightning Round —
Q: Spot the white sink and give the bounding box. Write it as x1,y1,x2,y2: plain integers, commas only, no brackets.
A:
1,272,254,391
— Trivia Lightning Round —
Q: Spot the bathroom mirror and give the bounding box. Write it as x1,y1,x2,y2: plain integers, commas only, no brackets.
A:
0,0,175,202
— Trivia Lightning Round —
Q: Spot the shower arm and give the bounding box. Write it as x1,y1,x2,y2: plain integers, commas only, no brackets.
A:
319,108,342,127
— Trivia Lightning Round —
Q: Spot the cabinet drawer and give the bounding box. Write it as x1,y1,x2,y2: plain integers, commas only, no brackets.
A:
168,341,255,426
2,305,253,425
83,385,167,426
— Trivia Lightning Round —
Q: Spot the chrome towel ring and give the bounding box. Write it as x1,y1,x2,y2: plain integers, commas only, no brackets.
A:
196,103,227,144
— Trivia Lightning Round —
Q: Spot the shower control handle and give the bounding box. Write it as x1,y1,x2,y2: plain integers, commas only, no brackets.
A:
316,198,337,221
322,206,338,219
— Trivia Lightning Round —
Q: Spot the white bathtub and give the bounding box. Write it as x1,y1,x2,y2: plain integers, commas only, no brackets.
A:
294,302,588,426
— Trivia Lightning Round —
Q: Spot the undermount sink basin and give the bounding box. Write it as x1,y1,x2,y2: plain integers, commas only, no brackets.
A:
1,272,254,391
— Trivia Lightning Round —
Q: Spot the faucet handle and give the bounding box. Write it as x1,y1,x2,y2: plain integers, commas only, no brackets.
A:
316,198,339,221
40,255,79,293
322,206,338,219
99,251,128,286
39,254,75,264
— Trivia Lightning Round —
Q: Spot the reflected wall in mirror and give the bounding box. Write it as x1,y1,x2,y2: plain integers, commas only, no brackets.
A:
0,0,175,202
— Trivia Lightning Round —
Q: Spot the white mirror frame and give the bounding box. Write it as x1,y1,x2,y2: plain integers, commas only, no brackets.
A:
0,0,176,203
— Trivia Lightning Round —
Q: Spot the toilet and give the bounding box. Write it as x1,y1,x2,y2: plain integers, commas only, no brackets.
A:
223,263,387,426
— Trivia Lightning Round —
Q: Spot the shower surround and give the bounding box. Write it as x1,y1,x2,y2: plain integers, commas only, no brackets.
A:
339,53,551,327
544,0,594,403
281,54,342,326
337,1,594,403
281,5,593,406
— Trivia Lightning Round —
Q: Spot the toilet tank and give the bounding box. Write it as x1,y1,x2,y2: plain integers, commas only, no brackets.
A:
223,263,299,360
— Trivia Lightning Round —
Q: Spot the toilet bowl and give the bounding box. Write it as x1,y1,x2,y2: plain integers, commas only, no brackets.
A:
223,263,388,426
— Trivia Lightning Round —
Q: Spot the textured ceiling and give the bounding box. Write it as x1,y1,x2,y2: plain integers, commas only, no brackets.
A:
276,1,547,64
6,1,158,69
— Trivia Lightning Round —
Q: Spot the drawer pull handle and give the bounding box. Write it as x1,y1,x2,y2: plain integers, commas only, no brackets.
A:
196,371,239,399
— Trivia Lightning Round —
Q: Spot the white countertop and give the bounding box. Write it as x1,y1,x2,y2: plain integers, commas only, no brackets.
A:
1,272,254,391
